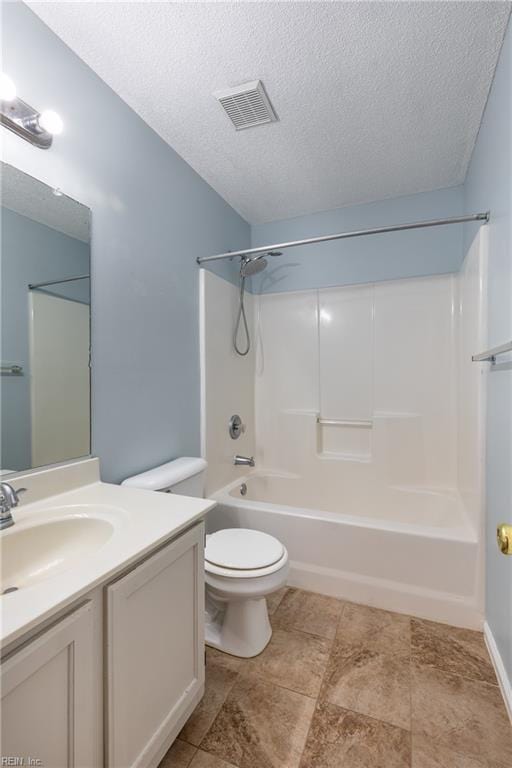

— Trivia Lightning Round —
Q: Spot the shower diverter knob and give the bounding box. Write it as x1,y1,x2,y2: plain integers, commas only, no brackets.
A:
229,414,246,440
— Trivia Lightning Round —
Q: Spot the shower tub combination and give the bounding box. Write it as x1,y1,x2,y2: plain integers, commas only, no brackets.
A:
208,471,482,629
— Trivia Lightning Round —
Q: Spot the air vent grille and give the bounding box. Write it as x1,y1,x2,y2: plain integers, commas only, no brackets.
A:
214,80,277,131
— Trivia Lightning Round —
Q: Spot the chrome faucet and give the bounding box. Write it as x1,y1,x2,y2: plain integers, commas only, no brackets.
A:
0,483,26,530
233,455,255,468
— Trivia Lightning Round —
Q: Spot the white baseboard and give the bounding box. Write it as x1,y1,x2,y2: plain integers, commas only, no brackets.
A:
484,622,512,724
288,559,484,630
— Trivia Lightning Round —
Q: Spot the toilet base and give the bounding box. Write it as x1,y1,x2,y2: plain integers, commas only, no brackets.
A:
205,596,272,658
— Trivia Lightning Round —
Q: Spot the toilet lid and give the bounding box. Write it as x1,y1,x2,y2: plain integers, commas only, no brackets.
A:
205,529,285,570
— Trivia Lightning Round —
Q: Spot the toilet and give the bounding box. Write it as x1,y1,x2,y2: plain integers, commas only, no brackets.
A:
122,458,289,658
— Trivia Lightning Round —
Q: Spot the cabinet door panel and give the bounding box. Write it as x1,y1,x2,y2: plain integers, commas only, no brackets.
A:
1,602,96,768
107,523,204,768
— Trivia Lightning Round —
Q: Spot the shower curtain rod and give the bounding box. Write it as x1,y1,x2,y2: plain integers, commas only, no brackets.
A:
28,274,90,290
196,211,490,265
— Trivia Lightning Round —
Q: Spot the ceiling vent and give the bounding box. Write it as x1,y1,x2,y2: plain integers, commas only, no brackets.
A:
214,80,277,131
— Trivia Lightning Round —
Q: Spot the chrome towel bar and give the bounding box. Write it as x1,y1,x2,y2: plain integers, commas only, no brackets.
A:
1,363,23,375
472,340,512,364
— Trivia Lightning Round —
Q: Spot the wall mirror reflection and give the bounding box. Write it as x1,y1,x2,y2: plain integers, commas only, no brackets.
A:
1,163,91,475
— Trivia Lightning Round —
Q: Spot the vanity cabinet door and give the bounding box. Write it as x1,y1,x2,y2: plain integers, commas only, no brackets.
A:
106,522,205,768
1,601,97,768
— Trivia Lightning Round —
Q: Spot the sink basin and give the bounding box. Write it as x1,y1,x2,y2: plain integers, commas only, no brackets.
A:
1,514,115,593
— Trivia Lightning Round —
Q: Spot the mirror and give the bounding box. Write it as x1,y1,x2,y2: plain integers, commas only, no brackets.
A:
1,163,91,476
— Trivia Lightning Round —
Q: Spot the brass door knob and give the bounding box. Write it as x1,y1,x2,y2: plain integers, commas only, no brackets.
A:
497,524,512,555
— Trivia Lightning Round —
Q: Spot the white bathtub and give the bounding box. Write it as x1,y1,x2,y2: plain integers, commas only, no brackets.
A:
209,471,483,629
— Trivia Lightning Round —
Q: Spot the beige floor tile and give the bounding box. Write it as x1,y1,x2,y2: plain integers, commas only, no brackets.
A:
337,602,411,653
159,739,197,767
190,750,239,768
245,627,331,697
200,674,315,768
299,699,411,768
411,666,512,765
412,734,507,768
266,587,288,615
321,640,411,730
411,618,497,685
272,588,344,639
180,649,241,746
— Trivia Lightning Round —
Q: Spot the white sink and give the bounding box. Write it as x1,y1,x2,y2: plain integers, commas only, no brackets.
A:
1,511,115,593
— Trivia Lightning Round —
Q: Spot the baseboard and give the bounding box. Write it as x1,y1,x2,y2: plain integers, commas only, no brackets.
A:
484,621,512,724
288,559,484,630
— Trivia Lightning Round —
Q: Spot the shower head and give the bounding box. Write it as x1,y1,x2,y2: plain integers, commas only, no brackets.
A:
240,255,268,277
239,250,282,278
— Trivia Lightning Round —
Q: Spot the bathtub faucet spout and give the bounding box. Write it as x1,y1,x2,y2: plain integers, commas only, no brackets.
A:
234,455,255,468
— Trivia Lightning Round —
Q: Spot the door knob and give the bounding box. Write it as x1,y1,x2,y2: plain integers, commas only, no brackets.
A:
497,524,512,555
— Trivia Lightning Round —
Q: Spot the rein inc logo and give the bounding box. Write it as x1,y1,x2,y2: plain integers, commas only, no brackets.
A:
1,759,42,766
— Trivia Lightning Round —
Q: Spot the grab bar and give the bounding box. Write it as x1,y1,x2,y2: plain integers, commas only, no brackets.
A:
472,340,512,364
317,417,372,428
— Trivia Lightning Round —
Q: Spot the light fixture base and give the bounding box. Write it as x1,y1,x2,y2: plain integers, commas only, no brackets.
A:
1,96,53,149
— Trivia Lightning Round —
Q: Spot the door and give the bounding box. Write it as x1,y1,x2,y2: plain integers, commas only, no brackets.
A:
29,290,90,467
106,523,205,768
1,602,97,768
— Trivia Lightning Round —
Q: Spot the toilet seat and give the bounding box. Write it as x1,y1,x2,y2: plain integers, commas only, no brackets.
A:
205,529,288,579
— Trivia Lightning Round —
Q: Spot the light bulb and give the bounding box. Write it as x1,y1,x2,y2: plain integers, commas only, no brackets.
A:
0,73,16,102
38,109,63,135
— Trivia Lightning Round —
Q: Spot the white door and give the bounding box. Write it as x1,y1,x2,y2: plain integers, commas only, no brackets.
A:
29,291,90,467
106,523,205,768
1,602,98,768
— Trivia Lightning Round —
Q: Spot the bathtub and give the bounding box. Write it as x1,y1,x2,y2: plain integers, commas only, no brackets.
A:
208,471,483,629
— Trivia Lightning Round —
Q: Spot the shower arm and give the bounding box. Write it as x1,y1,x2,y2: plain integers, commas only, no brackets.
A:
196,212,490,265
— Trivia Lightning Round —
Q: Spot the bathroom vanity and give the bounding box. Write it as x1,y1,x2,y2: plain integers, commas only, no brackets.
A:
0,458,215,768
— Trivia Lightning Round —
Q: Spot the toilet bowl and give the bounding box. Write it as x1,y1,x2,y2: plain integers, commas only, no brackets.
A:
122,458,288,658
204,528,289,657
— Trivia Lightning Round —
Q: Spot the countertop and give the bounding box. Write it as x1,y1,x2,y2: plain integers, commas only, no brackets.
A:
0,478,216,649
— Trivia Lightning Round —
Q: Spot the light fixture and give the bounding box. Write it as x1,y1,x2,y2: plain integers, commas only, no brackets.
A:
38,109,63,136
0,74,16,102
0,74,63,149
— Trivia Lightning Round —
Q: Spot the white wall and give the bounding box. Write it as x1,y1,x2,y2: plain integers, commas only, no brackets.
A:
254,274,460,499
456,229,488,533
30,292,90,468
200,270,255,494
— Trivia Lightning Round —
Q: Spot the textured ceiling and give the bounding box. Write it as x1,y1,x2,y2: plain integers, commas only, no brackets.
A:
28,1,511,224
2,162,90,242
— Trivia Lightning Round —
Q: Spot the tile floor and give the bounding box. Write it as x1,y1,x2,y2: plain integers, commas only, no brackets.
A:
159,588,512,768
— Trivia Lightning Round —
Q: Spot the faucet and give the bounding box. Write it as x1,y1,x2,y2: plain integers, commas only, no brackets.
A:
0,483,26,530
233,455,255,468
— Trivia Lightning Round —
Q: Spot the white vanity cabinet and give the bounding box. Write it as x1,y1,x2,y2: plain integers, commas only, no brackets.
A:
1,520,205,768
1,601,98,768
106,522,205,768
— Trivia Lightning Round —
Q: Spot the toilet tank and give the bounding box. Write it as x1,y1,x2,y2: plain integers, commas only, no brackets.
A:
121,457,207,497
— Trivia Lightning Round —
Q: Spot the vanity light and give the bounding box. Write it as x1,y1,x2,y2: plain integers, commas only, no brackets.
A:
38,109,64,136
0,75,63,149
0,73,16,102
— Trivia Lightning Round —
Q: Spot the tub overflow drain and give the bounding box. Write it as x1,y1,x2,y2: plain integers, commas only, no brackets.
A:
2,587,18,595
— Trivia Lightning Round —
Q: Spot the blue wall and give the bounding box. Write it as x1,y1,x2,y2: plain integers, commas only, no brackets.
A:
1,207,90,471
1,2,249,482
464,20,512,686
250,186,465,293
